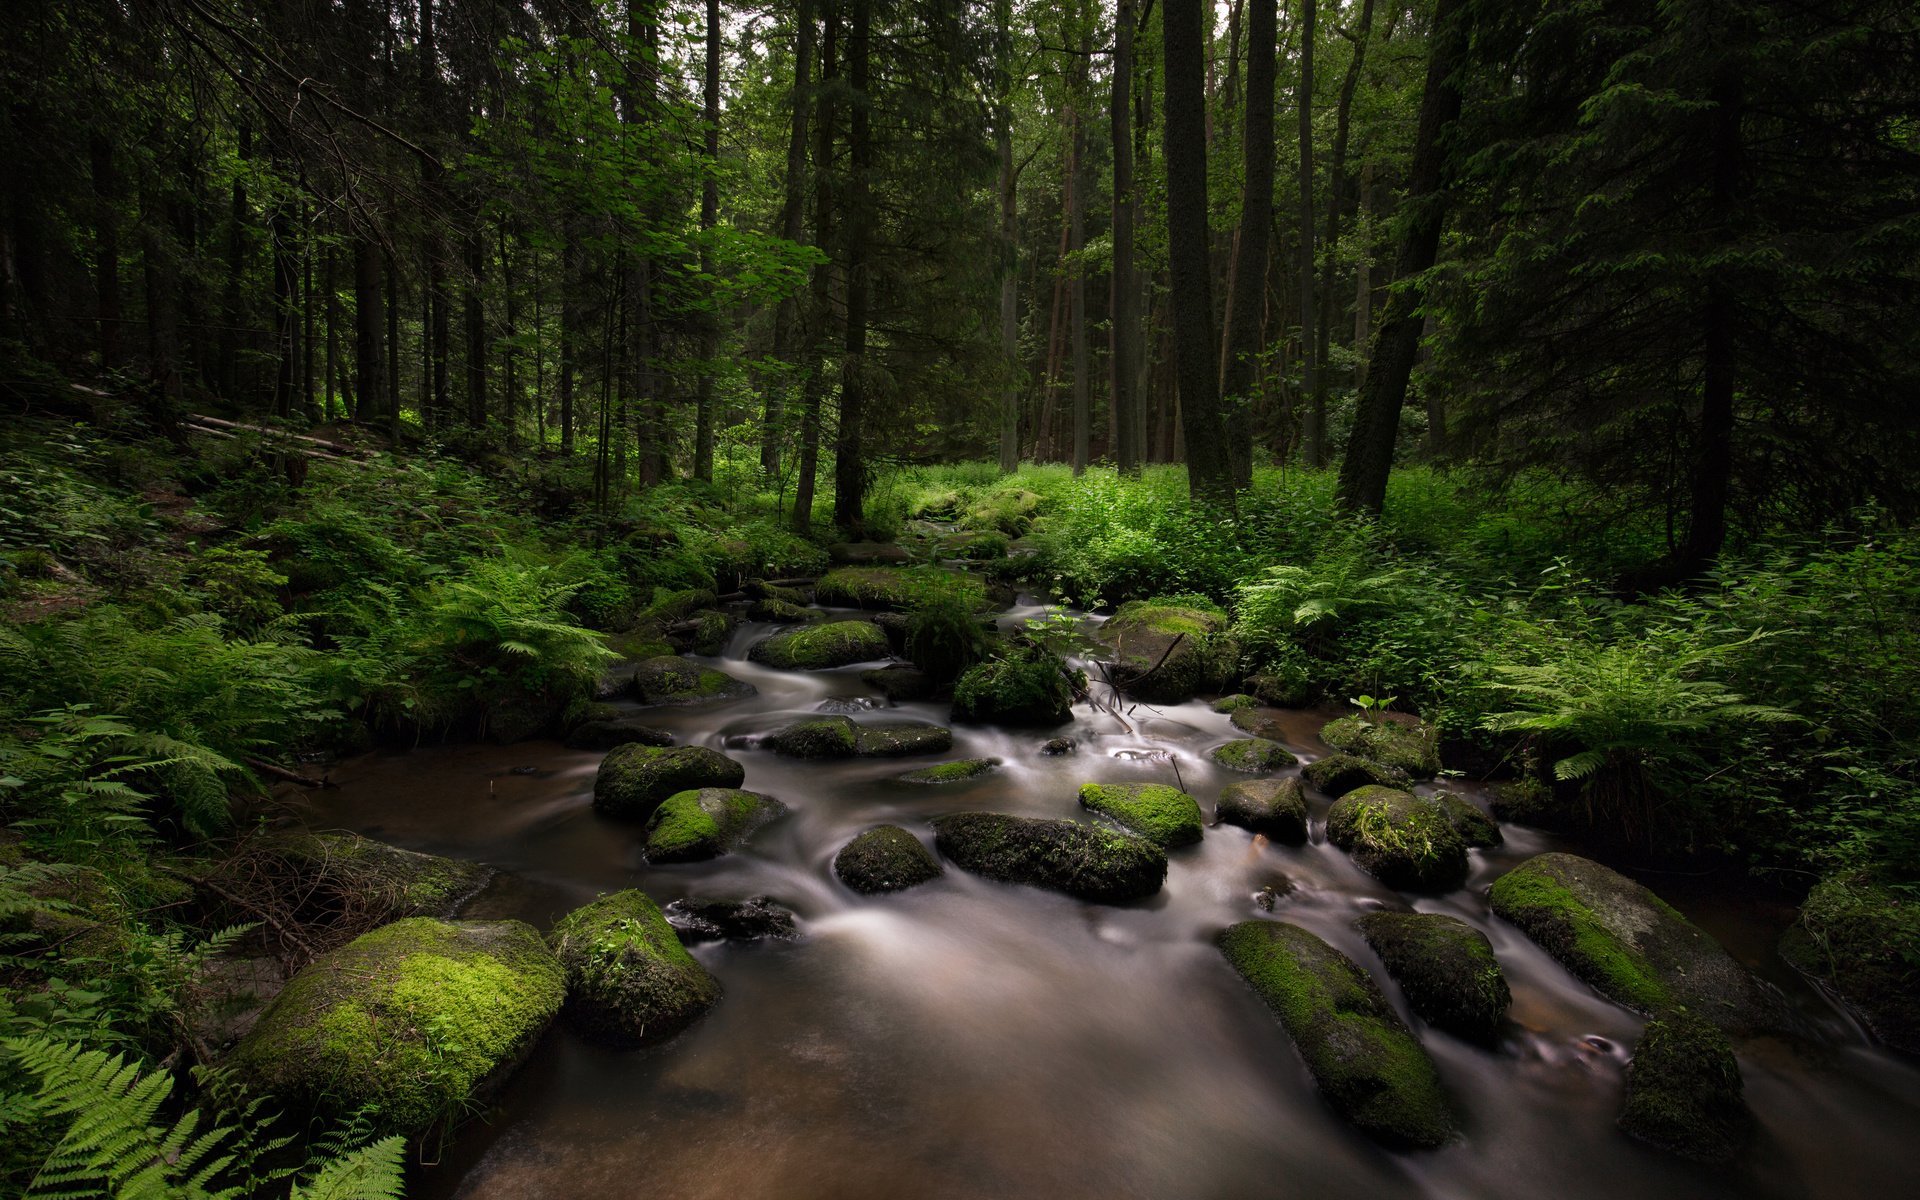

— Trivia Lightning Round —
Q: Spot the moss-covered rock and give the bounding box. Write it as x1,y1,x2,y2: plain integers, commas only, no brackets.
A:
951,652,1077,726
828,541,912,565
863,663,935,701
1245,668,1316,709
642,788,787,863
745,579,808,606
1211,693,1259,713
813,565,985,612
1078,782,1204,848
1618,1013,1750,1162
1435,792,1503,848
667,609,735,656
1217,920,1455,1148
264,831,491,921
1228,707,1294,742
1779,873,1920,1054
630,656,756,707
765,715,861,758
749,620,892,669
565,717,676,751
895,757,1000,784
1209,738,1298,773
1302,753,1413,797
1355,911,1509,1043
1215,778,1308,843
1096,599,1234,703
855,722,953,757
931,813,1166,903
231,918,565,1132
593,744,746,820
1488,853,1780,1030
834,825,945,893
547,891,720,1048
607,630,676,663
748,597,819,624
1325,787,1470,892
961,488,1042,535
1320,715,1441,779
639,588,718,625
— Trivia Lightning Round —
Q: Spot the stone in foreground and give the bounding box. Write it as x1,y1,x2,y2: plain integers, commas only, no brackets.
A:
1095,599,1232,703
1217,920,1455,1148
593,744,746,820
1302,753,1413,797
1325,786,1470,892
1077,782,1204,848
1215,778,1309,843
749,620,892,670
231,918,564,1133
834,825,945,893
1319,714,1441,778
1210,737,1298,773
1779,872,1920,1055
630,656,756,707
895,758,1000,784
765,715,953,759
931,813,1166,903
1355,911,1510,1043
642,788,786,862
665,895,799,943
548,890,720,1047
1618,1013,1750,1163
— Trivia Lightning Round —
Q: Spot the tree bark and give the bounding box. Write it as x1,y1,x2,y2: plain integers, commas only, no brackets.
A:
1318,0,1374,434
1069,16,1090,475
766,0,815,478
693,0,721,483
353,235,387,425
90,134,119,372
995,0,1020,474
1111,0,1140,476
1296,0,1320,468
793,1,839,533
831,0,872,534
1221,0,1275,489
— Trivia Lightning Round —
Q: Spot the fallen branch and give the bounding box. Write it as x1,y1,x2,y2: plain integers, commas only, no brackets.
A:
244,755,332,788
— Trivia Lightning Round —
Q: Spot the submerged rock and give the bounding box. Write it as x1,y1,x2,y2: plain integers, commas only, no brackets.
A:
548,890,720,1048
1778,873,1920,1054
895,758,1000,784
593,744,746,820
1228,707,1294,742
1489,853,1781,1030
1325,787,1470,892
1078,782,1204,848
834,825,945,893
664,895,800,943
931,813,1166,903
1302,753,1412,797
1039,737,1077,756
1355,911,1509,1043
1095,599,1234,703
1319,714,1441,779
856,722,955,757
862,663,935,701
630,656,757,708
1618,1013,1750,1162
232,918,565,1132
565,717,676,752
642,788,787,863
1435,792,1503,848
749,620,892,670
1215,778,1308,843
1217,920,1455,1148
1209,737,1298,773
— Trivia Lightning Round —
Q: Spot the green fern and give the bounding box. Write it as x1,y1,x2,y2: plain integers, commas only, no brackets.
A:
286,1137,405,1200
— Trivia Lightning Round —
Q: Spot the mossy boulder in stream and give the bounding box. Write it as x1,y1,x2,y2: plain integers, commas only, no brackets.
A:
1325,787,1470,892
1229,707,1295,742
765,716,953,759
1435,792,1503,847
1302,753,1412,797
748,597,819,624
1488,853,1781,1030
548,890,720,1048
231,918,565,1133
1095,598,1234,703
1355,911,1510,1043
643,788,786,863
1618,1013,1751,1162
1215,778,1308,843
1212,693,1260,713
1217,920,1455,1148
745,578,808,606
749,620,892,669
951,651,1077,726
261,831,491,921
1209,738,1298,773
856,722,954,757
1320,715,1441,779
1078,783,1204,848
931,813,1166,903
1778,873,1920,1054
593,744,746,820
630,656,756,707
814,566,984,612
895,757,1000,784
834,825,945,893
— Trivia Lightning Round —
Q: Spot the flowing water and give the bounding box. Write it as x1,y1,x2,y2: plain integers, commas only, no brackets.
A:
299,598,1920,1200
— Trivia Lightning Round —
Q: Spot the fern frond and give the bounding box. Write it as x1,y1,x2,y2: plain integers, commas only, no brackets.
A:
288,1136,407,1200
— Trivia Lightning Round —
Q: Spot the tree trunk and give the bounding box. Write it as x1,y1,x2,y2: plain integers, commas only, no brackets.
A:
353,235,387,425
1336,0,1467,513
1296,0,1320,468
1354,161,1371,389
324,240,339,420
766,0,815,478
1221,0,1275,489
1111,0,1140,476
560,232,577,454
1318,0,1374,435
90,134,119,372
1069,18,1091,475
793,2,839,533
995,0,1020,474
218,122,250,399
502,224,517,446
693,0,721,483
465,223,486,427
831,0,872,534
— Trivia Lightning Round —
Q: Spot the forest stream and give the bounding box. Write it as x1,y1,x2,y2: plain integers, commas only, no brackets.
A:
291,595,1920,1200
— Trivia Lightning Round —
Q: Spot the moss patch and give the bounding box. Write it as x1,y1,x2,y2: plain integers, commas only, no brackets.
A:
749,620,892,669
593,744,746,820
931,812,1166,903
951,652,1077,727
1215,778,1308,843
813,566,985,612
748,597,819,624
1320,715,1441,778
548,890,720,1047
1779,873,1920,1054
855,722,953,757
1211,693,1259,713
1618,1013,1750,1162
1302,753,1412,797
1325,787,1470,892
643,788,786,863
1096,599,1234,703
1078,782,1205,848
1217,920,1455,1148
834,825,945,893
231,918,565,1133
1356,911,1510,1043
630,656,756,707
1209,738,1298,774
895,757,1000,784
766,715,861,758
1435,792,1503,848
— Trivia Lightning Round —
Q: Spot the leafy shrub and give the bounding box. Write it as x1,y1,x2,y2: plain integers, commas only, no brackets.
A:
190,547,288,630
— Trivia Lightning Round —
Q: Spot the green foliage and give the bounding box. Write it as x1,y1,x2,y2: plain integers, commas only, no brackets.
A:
189,549,287,631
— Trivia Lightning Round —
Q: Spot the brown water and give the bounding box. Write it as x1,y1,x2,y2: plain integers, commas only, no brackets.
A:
299,599,1920,1200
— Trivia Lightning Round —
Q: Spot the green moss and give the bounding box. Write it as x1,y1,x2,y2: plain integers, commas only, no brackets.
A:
1209,738,1298,773
1325,787,1470,892
606,631,676,662
951,651,1077,726
961,488,1043,535
834,825,944,893
640,588,719,625
895,757,1000,784
232,918,565,1133
1302,752,1412,796
854,722,953,757
748,597,818,623
1436,792,1503,848
1488,856,1675,1015
1779,873,1920,1054
1618,1013,1749,1162
1229,707,1293,741
1356,911,1510,1043
813,566,986,611
1217,920,1455,1148
687,610,734,655
749,619,892,669
1078,782,1204,848
629,656,756,706
275,831,491,918
1097,599,1234,703
745,578,808,606
548,890,720,1047
1320,715,1441,778
642,788,786,863
766,715,860,758
1211,693,1259,713
593,744,746,820
1215,778,1308,843
931,812,1166,903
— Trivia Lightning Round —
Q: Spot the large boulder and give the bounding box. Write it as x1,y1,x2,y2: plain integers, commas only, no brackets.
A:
764,716,953,759
749,620,892,669
1215,778,1308,843
630,656,756,707
1302,753,1412,797
642,788,787,863
1778,873,1920,1054
1355,911,1509,1043
855,722,955,757
1618,1013,1750,1163
1095,599,1233,703
1489,853,1781,1030
1217,920,1455,1148
1319,715,1441,779
1211,693,1260,713
814,566,984,611
1228,707,1294,742
665,610,735,656
1435,792,1503,848
231,918,565,1132
895,758,1000,784
931,813,1166,904
593,744,745,820
1209,738,1298,774
951,652,1077,726
1078,782,1204,848
1325,787,1470,892
834,825,945,893
748,597,819,624
548,890,720,1047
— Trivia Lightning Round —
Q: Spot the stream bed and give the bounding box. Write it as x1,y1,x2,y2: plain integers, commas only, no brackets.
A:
299,600,1920,1200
